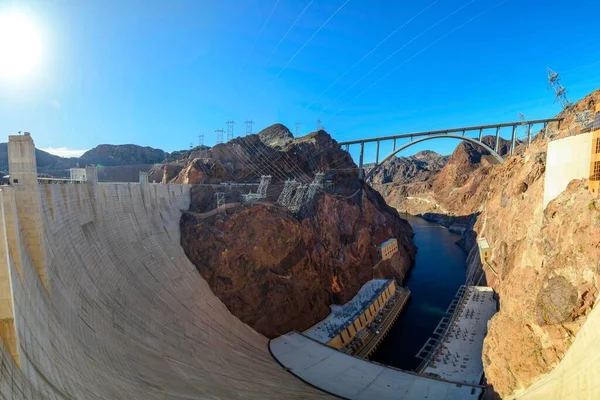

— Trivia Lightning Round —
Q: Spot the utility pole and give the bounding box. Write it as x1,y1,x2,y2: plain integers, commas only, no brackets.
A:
244,120,254,136
215,128,224,144
295,122,301,136
547,68,572,109
226,121,235,141
215,192,225,213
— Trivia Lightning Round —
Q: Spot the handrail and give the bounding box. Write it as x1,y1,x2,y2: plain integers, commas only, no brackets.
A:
338,118,564,146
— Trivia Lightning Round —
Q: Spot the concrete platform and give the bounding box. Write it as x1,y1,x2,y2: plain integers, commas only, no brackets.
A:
421,287,496,385
270,332,483,399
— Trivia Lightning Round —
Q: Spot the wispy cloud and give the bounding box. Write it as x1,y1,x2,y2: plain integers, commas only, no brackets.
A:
41,147,88,158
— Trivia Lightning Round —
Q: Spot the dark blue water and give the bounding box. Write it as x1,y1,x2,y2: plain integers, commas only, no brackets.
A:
370,215,466,371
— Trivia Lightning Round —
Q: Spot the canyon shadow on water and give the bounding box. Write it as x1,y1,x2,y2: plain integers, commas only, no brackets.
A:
370,214,466,371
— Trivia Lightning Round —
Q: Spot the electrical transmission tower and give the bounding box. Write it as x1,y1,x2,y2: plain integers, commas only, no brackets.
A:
242,175,272,203
215,192,225,213
277,179,298,206
317,119,323,131
306,172,325,201
547,68,572,109
226,121,235,141
256,175,272,198
295,122,301,136
575,110,592,127
244,120,254,136
289,184,308,212
215,128,224,144
198,133,204,146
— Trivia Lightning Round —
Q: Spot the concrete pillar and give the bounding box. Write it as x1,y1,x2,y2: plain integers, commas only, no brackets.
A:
139,171,148,185
358,142,364,180
86,166,98,185
478,128,483,141
393,138,396,151
527,123,533,147
462,129,466,136
495,127,501,152
0,189,20,368
543,122,548,138
375,140,380,165
510,125,517,155
345,144,349,152
7,133,48,291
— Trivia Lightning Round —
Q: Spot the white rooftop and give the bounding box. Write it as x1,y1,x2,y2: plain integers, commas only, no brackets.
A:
270,332,483,399
380,238,397,248
477,238,490,249
305,279,391,343
422,286,496,384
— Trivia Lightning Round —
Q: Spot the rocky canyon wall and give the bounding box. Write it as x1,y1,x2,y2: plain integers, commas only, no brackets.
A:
181,185,415,338
369,89,600,398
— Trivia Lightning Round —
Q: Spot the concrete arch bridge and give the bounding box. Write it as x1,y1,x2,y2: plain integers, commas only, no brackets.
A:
337,117,563,180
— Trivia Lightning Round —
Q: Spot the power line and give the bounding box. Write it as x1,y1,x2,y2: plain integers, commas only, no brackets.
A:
262,0,316,68
305,0,441,110
244,0,281,66
331,0,508,116
322,0,477,114
268,0,351,87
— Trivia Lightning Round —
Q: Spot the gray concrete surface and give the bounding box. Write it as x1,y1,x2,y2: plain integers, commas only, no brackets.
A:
270,332,483,399
0,181,327,399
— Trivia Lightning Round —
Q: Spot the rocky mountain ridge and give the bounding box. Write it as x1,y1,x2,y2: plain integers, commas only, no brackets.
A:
365,150,449,185
177,124,417,338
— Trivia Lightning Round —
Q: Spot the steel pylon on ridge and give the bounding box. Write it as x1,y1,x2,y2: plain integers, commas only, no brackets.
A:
547,67,572,109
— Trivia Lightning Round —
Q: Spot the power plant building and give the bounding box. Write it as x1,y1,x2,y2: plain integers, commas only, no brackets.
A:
304,279,396,349
378,238,398,261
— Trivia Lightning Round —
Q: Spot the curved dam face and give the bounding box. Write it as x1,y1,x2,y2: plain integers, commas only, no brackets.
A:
0,140,324,399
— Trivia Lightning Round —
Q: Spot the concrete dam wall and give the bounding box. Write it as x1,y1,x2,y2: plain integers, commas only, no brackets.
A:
0,176,325,399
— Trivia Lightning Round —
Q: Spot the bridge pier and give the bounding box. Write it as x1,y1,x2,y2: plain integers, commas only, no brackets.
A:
527,123,532,147
375,140,380,165
510,125,517,155
393,138,396,151
345,144,349,152
359,142,364,180
478,128,483,141
543,122,548,138
494,127,500,153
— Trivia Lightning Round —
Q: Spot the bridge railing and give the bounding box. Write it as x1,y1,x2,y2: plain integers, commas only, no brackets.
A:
338,117,564,179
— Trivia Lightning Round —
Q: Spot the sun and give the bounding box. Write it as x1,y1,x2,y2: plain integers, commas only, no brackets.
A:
0,11,42,78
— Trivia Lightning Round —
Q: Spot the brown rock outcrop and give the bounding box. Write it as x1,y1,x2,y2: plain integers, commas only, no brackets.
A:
181,185,415,338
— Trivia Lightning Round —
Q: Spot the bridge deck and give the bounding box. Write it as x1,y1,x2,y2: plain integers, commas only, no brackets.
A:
338,117,563,145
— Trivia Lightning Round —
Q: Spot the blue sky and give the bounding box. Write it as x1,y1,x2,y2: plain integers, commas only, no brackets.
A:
0,0,599,163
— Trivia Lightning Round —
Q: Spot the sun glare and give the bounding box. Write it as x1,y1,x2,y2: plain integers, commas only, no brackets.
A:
0,11,42,78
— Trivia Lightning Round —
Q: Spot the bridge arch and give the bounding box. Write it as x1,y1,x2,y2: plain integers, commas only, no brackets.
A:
363,134,504,181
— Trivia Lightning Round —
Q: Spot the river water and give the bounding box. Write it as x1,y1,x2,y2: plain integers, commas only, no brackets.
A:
370,214,466,371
